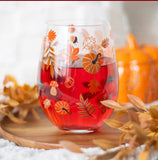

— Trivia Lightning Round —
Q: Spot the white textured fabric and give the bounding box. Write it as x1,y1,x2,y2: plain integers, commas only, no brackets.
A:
0,138,158,160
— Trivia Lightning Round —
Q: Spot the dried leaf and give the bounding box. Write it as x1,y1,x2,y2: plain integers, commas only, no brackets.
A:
154,140,158,150
127,94,147,112
95,149,120,160
104,119,124,128
128,110,139,124
19,109,29,119
59,141,83,153
101,100,122,110
132,123,148,145
3,75,18,86
7,112,26,124
129,135,137,149
0,75,39,123
114,147,132,160
119,121,133,132
7,99,19,107
113,110,127,119
149,105,158,119
149,123,158,132
0,104,8,109
30,108,40,120
138,150,149,160
93,139,117,150
120,133,127,145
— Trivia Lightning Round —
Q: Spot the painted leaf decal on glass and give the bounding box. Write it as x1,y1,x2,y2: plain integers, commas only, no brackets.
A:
76,94,96,118
72,48,79,56
48,29,56,41
88,77,99,94
83,36,96,50
101,38,109,48
106,75,115,83
65,44,80,66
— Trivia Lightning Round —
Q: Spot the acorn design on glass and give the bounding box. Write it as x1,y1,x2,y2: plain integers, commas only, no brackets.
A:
54,101,72,115
82,52,101,74
70,35,78,44
50,81,58,96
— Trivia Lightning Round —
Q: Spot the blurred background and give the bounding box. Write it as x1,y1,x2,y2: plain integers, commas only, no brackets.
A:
0,1,158,85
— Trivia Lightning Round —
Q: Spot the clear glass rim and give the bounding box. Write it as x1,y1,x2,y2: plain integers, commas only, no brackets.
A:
46,19,111,28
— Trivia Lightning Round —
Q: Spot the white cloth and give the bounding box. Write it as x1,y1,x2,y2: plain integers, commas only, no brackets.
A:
0,137,158,160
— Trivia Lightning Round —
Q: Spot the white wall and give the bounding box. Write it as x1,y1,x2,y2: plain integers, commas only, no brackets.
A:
0,1,157,86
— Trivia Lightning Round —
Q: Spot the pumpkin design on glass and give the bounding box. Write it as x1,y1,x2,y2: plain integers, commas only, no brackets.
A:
50,81,58,96
54,101,71,115
82,52,101,74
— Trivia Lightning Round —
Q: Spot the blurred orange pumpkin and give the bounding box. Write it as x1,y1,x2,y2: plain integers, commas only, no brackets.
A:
116,34,158,103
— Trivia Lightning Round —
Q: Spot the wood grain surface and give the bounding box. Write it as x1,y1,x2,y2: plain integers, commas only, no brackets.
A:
0,108,123,150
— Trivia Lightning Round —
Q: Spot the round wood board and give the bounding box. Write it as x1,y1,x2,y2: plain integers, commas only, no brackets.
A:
0,108,122,150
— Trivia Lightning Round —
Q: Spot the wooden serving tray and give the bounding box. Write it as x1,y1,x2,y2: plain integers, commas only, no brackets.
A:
0,108,122,150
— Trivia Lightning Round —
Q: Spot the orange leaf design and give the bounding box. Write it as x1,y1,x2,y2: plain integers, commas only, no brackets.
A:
67,44,80,62
72,48,79,56
73,56,80,61
48,29,56,41
88,77,99,94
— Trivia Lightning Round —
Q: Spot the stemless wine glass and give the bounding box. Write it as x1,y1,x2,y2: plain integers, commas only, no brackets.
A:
38,21,118,133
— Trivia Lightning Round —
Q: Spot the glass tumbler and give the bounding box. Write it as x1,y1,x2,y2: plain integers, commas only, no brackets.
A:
38,21,118,133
